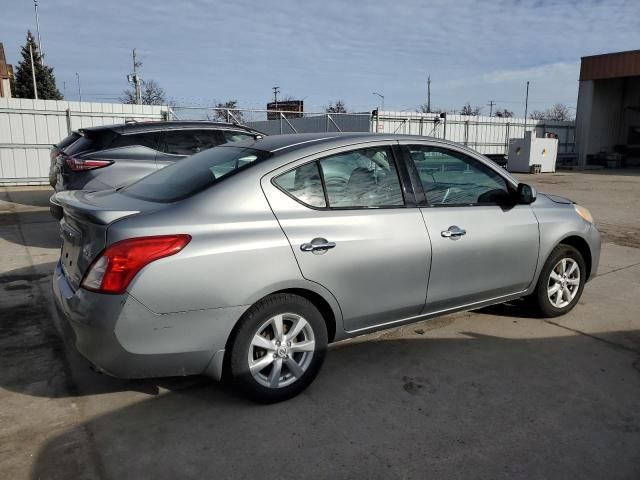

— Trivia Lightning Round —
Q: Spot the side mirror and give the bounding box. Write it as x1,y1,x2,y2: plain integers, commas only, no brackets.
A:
517,183,537,204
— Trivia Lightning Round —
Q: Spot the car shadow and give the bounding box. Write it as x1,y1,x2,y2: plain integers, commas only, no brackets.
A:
2,263,640,478
0,187,54,208
0,209,61,248
27,330,640,480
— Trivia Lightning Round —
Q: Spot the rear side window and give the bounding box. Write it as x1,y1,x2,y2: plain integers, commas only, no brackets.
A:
159,130,221,155
223,131,255,143
120,146,269,203
273,163,326,208
110,132,160,150
273,146,405,209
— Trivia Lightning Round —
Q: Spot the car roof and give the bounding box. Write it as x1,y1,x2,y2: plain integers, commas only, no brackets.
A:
78,121,262,136
218,132,467,154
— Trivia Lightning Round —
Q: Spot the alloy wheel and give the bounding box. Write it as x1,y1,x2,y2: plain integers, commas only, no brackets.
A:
248,313,316,389
547,258,581,309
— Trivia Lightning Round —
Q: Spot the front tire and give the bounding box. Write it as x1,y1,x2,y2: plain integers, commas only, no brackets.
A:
228,294,328,403
532,244,586,317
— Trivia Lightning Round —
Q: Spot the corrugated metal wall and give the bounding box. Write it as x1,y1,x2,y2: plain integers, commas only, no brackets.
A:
0,98,167,185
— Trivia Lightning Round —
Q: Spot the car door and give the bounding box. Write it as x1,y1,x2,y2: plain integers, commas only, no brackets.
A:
401,142,540,313
262,143,431,332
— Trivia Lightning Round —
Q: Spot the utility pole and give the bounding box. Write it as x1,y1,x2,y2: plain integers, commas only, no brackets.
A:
272,86,280,108
133,49,142,105
427,76,431,113
75,72,82,102
33,0,44,62
28,33,38,100
523,81,530,132
488,100,495,117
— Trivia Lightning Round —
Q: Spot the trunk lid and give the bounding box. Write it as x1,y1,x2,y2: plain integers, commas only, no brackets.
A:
55,189,162,290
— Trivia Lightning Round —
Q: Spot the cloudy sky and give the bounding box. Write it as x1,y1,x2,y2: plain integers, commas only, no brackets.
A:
2,0,639,114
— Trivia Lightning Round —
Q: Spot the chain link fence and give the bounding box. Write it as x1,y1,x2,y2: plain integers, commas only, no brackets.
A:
167,106,575,158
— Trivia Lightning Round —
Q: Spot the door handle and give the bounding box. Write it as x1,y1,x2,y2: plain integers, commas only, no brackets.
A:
441,225,466,240
300,238,336,252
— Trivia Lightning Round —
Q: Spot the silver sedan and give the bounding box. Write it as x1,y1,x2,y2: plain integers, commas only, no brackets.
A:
52,133,600,403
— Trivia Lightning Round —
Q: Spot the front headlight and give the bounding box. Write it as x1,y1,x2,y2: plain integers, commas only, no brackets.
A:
574,204,594,224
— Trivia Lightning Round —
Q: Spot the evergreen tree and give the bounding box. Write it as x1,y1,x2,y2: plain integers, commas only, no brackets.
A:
14,31,63,100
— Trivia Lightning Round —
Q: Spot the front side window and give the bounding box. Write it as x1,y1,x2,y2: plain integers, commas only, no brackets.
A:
120,146,268,202
273,146,404,209
408,146,510,206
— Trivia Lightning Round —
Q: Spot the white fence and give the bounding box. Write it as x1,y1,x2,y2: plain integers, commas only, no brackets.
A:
375,112,575,156
0,98,168,185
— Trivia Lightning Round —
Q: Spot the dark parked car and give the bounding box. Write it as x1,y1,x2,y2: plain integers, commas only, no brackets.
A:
49,121,264,192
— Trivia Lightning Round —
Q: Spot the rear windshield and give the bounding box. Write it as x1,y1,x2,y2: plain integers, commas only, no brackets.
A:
55,132,81,149
120,146,270,202
64,131,117,156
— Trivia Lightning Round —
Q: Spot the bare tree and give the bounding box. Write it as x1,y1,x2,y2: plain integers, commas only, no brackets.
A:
121,79,166,105
494,108,514,118
325,100,347,113
529,103,573,121
545,103,573,121
460,102,482,116
210,100,244,123
416,103,446,114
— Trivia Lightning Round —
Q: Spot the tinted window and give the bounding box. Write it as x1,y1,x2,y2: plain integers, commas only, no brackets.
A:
223,131,255,143
110,132,160,150
121,147,268,203
64,131,116,155
56,132,81,149
274,163,326,208
159,130,220,155
319,147,404,208
409,146,510,205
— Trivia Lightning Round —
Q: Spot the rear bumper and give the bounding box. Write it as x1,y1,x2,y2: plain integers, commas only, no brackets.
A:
52,261,244,380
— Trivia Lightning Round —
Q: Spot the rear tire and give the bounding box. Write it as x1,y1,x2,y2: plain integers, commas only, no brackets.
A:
532,244,586,317
228,294,328,403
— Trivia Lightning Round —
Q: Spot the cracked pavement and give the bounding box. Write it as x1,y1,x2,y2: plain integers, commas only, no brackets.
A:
1,170,640,480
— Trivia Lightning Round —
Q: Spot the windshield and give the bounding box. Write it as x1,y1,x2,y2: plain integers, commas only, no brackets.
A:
120,146,269,202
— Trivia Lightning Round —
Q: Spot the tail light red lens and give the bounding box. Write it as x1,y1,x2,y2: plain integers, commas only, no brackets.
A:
81,235,191,294
65,155,113,172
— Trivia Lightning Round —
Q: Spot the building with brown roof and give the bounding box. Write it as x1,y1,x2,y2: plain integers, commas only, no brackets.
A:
575,49,640,166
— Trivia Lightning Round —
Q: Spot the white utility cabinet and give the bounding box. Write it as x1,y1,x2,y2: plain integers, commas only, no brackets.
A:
507,131,558,173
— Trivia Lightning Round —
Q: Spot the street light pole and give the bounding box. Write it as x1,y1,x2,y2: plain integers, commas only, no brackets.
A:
524,81,530,132
28,34,38,100
372,92,384,111
76,72,82,102
34,0,44,62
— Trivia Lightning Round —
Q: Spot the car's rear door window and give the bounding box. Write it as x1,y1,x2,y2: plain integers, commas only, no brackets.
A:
110,132,161,150
159,130,221,156
319,147,404,208
273,146,405,209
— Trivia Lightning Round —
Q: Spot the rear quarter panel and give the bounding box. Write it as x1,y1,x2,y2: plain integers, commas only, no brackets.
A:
108,169,342,323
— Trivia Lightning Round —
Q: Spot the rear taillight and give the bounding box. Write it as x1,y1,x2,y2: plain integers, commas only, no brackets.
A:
65,155,113,172
81,235,191,294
